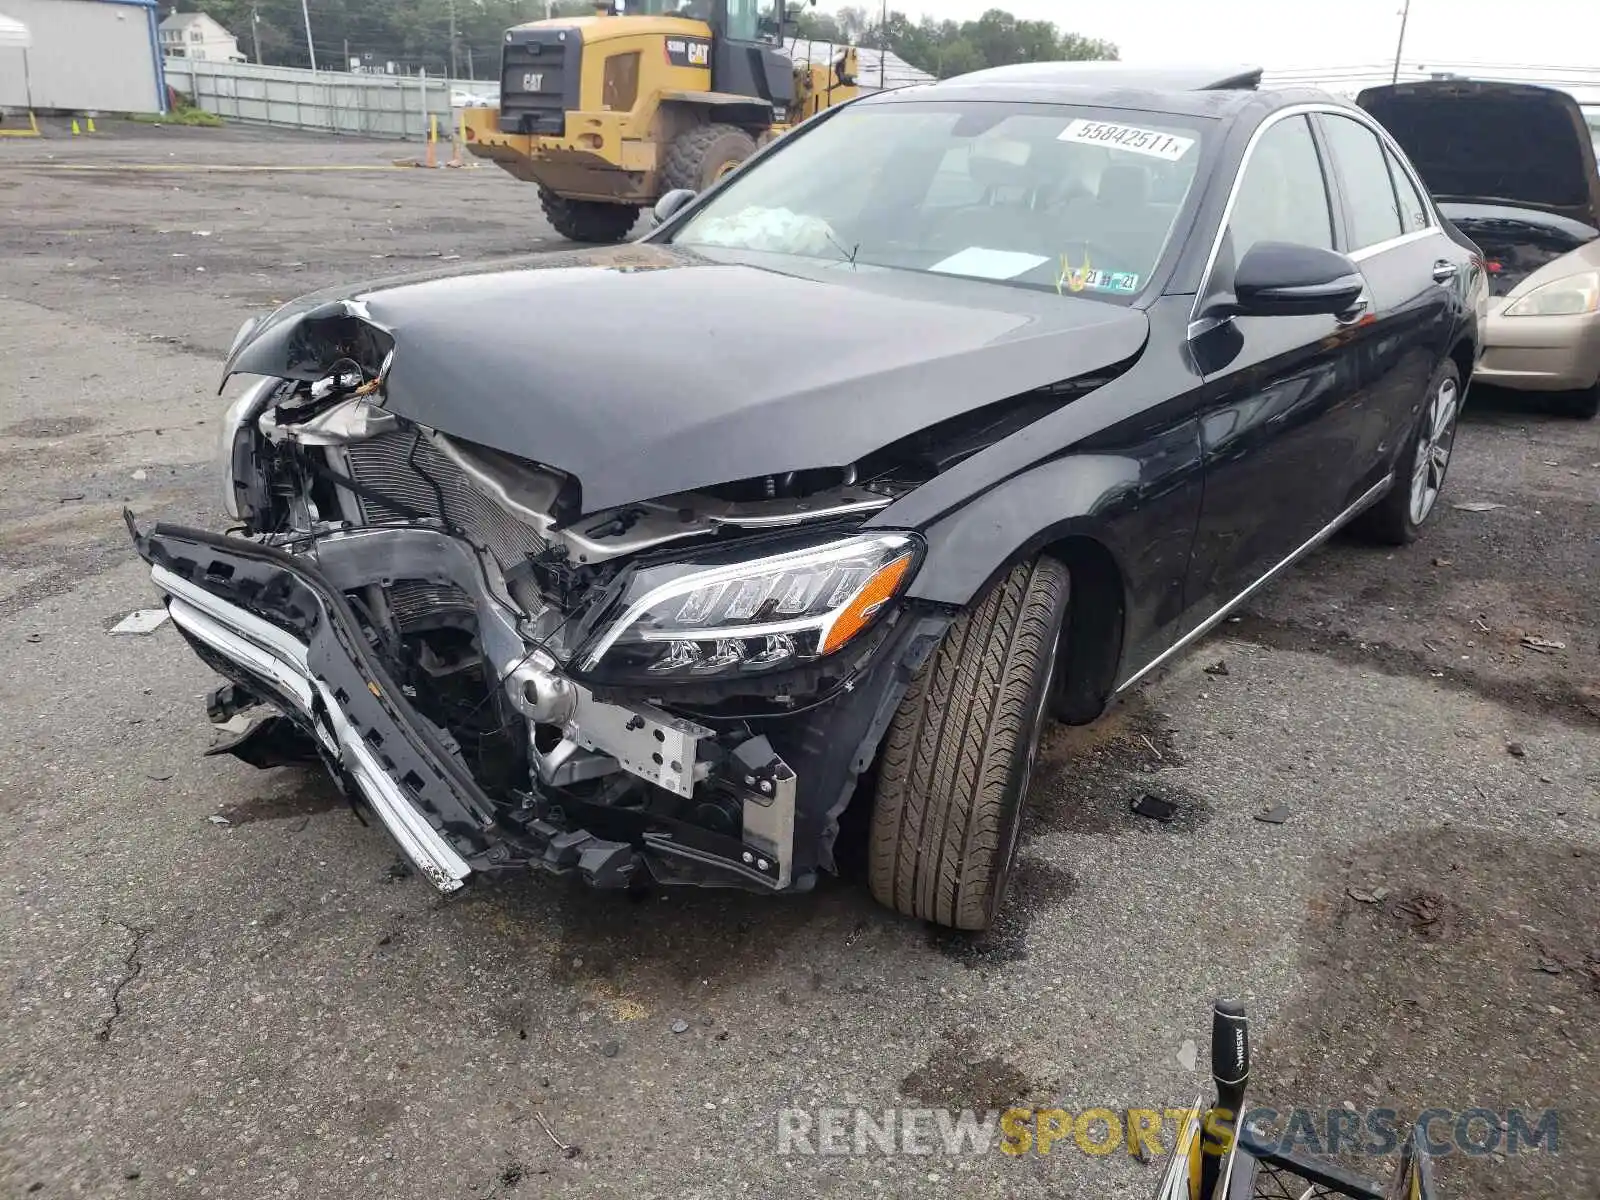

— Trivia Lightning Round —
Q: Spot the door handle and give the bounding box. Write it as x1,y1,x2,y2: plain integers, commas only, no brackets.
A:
1431,260,1458,283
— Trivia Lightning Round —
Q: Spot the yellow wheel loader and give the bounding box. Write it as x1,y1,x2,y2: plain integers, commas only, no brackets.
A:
461,0,860,242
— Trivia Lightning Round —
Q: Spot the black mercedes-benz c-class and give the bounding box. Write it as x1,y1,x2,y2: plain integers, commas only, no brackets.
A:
130,63,1484,930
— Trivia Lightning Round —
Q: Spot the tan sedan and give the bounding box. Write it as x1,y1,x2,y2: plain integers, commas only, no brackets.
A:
1360,80,1600,418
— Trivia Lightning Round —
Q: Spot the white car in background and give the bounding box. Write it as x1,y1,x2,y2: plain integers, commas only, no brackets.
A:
1361,81,1600,418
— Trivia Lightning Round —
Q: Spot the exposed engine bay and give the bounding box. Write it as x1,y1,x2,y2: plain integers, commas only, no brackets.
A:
1447,209,1599,296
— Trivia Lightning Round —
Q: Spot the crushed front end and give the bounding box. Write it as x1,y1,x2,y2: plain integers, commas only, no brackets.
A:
131,357,951,897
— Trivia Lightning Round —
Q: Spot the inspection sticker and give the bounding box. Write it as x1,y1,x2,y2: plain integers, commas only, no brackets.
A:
1059,119,1194,161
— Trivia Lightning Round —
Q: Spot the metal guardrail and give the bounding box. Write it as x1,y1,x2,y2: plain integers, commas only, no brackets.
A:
162,58,498,140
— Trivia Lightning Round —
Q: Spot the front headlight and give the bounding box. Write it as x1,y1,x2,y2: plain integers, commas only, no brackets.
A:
1503,270,1600,317
577,531,923,682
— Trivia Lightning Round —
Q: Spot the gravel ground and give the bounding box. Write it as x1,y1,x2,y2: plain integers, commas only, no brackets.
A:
1,124,1596,1200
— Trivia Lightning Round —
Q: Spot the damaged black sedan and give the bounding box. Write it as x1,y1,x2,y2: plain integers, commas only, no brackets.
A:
131,65,1481,929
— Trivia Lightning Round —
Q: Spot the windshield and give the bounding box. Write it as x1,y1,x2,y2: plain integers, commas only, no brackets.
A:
621,0,709,16
669,101,1211,300
620,0,773,33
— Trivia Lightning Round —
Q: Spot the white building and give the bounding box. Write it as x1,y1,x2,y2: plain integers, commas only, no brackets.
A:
158,9,242,61
0,0,168,113
784,39,937,94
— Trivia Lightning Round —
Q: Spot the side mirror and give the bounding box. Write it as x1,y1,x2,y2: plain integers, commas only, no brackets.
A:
1214,241,1366,318
653,188,698,226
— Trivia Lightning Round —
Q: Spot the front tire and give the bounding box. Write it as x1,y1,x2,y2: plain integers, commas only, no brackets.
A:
538,188,639,244
1356,360,1462,546
1552,383,1600,420
868,558,1069,931
662,124,758,193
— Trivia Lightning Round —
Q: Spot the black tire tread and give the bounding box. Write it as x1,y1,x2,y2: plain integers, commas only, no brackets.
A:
538,188,638,244
868,558,1068,930
1553,384,1600,420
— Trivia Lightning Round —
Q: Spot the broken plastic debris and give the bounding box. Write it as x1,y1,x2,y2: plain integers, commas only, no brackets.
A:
1346,885,1389,904
1519,635,1566,653
1254,805,1290,825
1451,501,1506,513
1130,793,1177,822
110,609,169,636
207,815,230,825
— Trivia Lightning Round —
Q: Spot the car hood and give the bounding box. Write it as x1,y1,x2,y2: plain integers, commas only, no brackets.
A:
225,245,1150,514
1356,81,1600,227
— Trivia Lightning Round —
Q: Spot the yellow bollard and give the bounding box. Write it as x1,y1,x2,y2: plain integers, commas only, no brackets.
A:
71,118,81,135
424,113,438,168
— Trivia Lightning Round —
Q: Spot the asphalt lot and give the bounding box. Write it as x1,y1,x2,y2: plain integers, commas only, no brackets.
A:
1,124,1596,1200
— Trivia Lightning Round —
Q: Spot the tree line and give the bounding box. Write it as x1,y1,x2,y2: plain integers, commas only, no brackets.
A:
793,7,1117,79
193,1,1115,81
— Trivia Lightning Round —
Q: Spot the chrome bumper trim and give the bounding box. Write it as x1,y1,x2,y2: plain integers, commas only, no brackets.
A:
152,563,474,893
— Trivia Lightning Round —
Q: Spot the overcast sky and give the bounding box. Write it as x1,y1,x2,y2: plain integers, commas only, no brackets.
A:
896,0,1600,75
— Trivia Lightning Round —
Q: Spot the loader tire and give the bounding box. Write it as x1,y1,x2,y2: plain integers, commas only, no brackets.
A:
663,124,758,192
538,188,639,244
868,557,1069,931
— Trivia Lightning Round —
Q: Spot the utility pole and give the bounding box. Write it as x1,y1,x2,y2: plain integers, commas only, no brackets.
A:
300,0,317,69
1390,0,1412,84
878,0,886,89
448,0,458,80
250,1,261,64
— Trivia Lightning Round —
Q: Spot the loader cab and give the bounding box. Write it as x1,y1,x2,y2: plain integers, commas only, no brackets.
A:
614,0,798,109
710,0,798,110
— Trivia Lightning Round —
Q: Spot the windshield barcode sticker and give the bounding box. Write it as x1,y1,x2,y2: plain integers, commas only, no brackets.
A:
1059,119,1194,161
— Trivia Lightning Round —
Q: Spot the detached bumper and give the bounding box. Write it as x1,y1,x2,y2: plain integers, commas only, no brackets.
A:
130,518,953,899
132,519,507,892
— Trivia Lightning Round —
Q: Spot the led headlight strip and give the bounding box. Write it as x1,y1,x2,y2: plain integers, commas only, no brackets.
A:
577,531,921,679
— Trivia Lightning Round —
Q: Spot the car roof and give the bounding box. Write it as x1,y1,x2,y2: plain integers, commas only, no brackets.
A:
936,62,1265,92
861,64,1340,120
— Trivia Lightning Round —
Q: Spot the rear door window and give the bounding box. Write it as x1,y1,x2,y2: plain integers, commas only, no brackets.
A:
1318,113,1405,249
1384,146,1432,234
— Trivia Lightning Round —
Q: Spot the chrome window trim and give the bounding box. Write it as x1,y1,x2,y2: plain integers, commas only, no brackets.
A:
1188,102,1445,327
1348,226,1442,262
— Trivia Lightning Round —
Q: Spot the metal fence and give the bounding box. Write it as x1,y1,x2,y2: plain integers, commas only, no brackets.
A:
162,58,498,141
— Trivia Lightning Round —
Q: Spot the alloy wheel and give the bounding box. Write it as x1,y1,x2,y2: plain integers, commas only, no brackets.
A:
1409,377,1459,525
